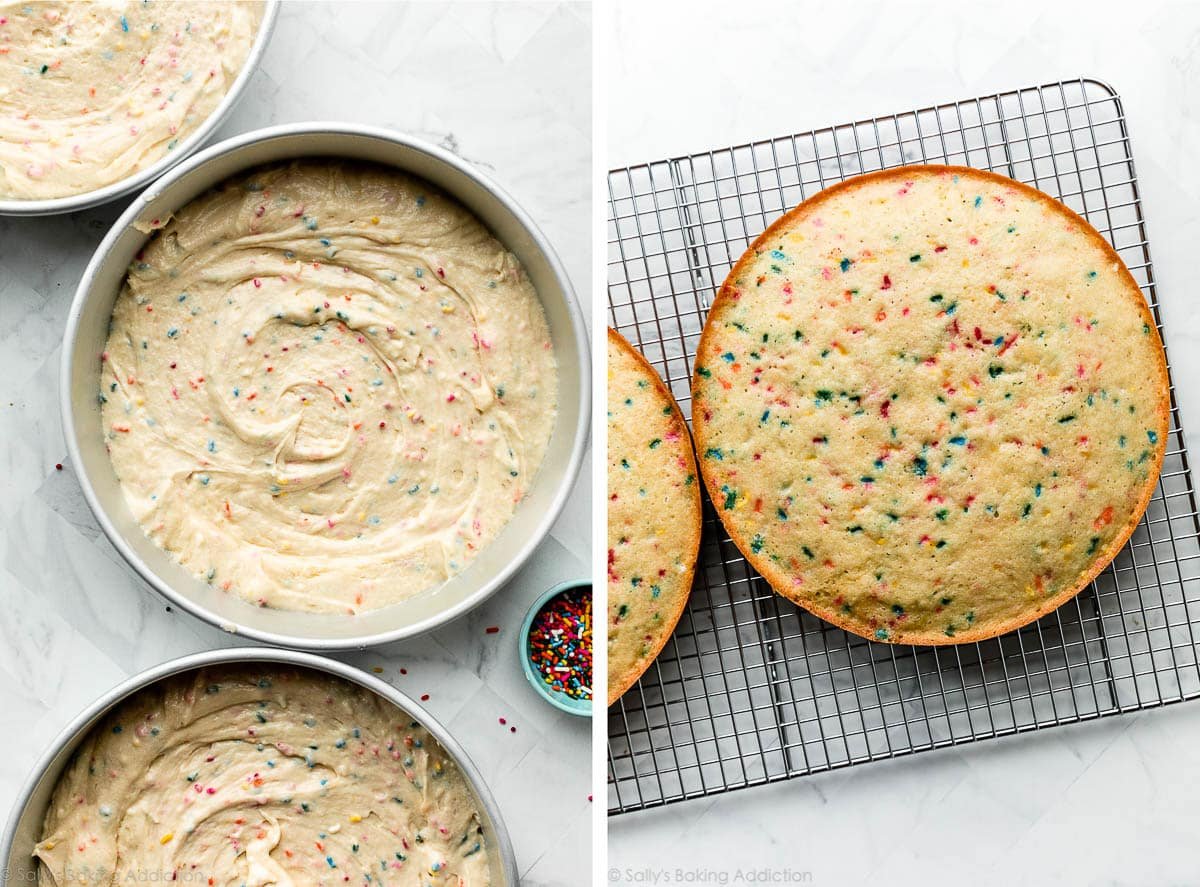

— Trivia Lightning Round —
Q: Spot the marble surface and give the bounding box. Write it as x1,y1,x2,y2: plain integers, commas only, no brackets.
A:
0,3,591,886
606,1,1200,884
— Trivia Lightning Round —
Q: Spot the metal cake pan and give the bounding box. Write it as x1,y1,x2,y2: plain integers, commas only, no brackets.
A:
61,122,590,649
0,647,519,885
0,0,280,217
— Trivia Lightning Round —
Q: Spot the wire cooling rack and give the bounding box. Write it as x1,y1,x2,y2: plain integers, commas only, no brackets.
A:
606,78,1200,815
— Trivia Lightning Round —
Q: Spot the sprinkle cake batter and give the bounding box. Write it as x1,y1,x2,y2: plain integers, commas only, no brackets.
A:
34,666,491,886
0,0,263,200
101,160,557,614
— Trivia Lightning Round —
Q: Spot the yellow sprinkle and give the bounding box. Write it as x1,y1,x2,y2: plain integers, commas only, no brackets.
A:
349,814,362,823
160,833,174,845
370,216,379,225
440,303,455,314
372,666,383,673
42,842,55,851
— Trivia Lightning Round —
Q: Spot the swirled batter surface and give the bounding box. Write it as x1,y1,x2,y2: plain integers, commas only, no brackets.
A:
34,666,492,886
0,0,262,200
101,160,557,613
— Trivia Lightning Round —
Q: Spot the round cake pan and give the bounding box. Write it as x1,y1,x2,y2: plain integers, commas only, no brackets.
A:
62,122,590,650
0,0,280,217
0,647,519,886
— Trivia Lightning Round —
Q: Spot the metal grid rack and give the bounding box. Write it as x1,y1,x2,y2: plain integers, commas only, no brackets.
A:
606,78,1200,815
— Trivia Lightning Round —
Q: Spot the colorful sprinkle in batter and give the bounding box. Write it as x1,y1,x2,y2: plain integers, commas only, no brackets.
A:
101,161,557,614
607,329,701,704
0,1,263,200
34,667,491,886
527,585,592,700
692,165,1169,645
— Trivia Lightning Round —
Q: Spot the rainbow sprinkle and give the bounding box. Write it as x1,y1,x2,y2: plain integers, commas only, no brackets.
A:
528,586,593,700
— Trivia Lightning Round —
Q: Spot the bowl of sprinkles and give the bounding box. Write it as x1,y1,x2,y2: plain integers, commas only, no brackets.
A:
519,579,593,716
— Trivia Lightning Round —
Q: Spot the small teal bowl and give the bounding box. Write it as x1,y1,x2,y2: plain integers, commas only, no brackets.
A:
518,579,593,717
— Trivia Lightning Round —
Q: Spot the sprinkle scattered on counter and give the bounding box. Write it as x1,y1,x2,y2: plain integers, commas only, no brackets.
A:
527,585,593,700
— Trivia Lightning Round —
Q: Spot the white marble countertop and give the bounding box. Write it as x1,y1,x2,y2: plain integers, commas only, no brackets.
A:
0,3,591,885
607,1,1200,884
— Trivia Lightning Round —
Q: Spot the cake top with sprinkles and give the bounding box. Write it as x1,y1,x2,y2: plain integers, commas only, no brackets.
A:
34,665,492,886
607,328,701,704
0,1,264,200
692,165,1169,645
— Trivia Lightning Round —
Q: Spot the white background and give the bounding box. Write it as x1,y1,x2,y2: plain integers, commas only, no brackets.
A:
606,1,1200,884
0,4,591,886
